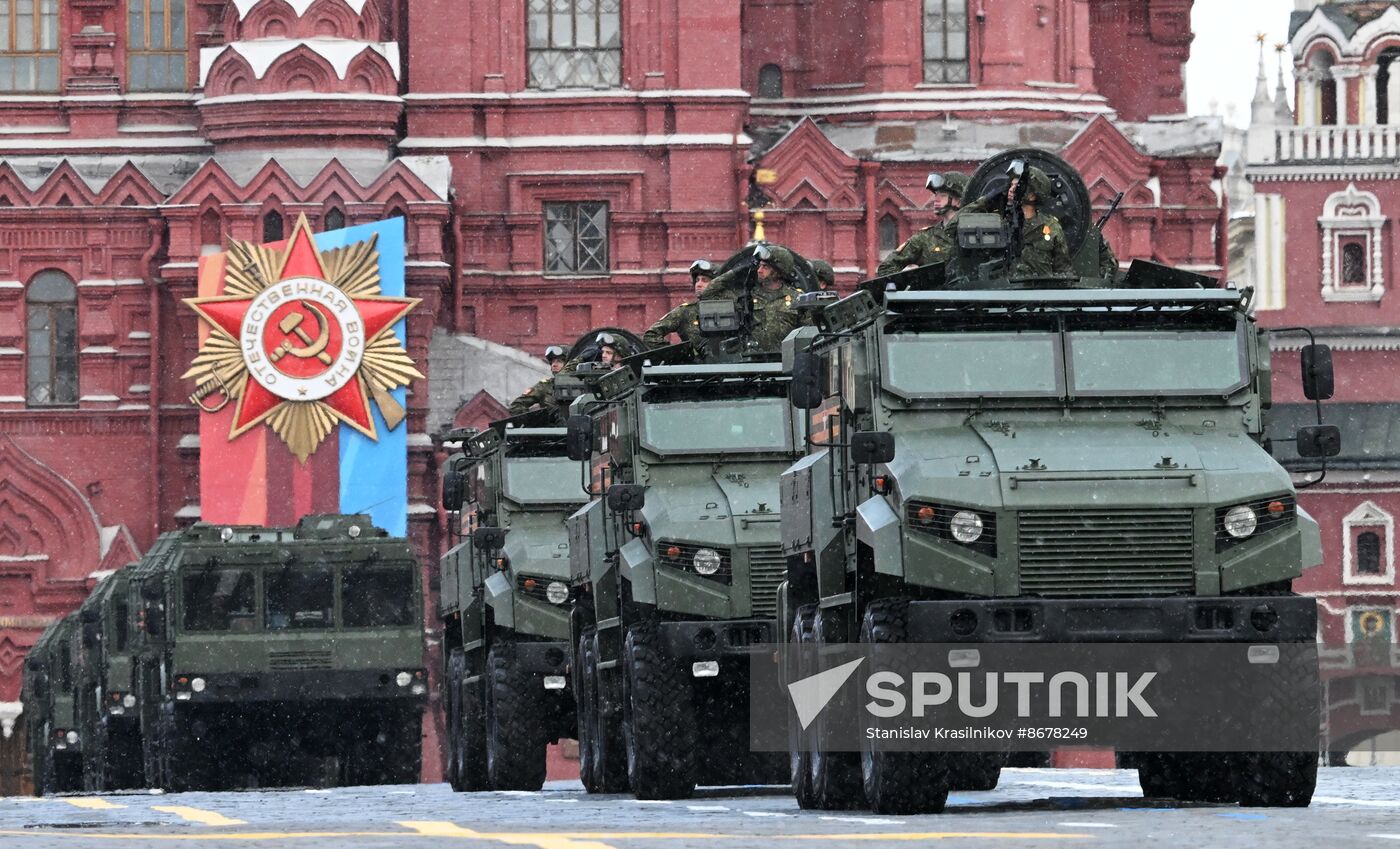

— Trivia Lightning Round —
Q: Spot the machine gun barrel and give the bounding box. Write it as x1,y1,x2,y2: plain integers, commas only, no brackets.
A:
1097,191,1125,230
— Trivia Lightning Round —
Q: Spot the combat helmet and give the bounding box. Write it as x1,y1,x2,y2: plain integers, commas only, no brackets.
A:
809,259,835,289
926,171,970,198
754,243,798,282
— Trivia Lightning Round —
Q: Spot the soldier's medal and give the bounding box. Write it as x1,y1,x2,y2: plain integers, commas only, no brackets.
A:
184,214,422,462
784,295,792,306
1043,224,1052,241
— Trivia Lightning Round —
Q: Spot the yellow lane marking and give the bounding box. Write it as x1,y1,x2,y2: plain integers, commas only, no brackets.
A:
58,798,127,810
398,822,484,837
150,806,247,826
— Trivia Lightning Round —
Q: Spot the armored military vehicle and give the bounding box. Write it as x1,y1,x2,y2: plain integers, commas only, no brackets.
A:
565,351,801,799
780,150,1340,814
73,569,143,791
125,516,426,791
439,419,587,792
22,614,83,795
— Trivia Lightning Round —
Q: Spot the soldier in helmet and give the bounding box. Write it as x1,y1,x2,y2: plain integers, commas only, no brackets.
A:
562,331,631,373
507,345,569,417
643,260,716,351
954,163,1071,278
876,171,969,278
809,259,836,292
699,243,802,352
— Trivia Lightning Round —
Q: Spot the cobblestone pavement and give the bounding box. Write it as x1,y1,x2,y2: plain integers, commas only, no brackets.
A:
3,768,1399,849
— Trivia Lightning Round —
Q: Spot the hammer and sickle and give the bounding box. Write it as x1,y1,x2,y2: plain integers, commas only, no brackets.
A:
269,301,333,365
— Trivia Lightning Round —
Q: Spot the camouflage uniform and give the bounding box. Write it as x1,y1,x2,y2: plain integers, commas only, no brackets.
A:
877,225,954,277
508,376,558,417
951,166,1072,277
642,301,703,350
700,265,802,352
1096,229,1119,279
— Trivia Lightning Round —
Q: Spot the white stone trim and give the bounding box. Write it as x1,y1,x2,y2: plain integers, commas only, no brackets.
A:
0,137,210,151
197,92,403,106
1253,193,1287,311
232,0,369,17
404,88,750,102
199,40,401,86
399,133,751,151
1343,501,1395,586
80,347,117,355
174,504,202,519
1320,183,1386,302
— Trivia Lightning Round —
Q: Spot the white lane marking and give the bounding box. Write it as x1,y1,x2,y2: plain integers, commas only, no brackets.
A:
1314,797,1400,808
387,790,416,796
497,790,539,796
819,815,905,825
1012,779,1143,793
548,798,580,804
630,799,671,805
303,789,332,794
687,805,731,812
1059,822,1121,828
743,810,791,818
1367,835,1400,841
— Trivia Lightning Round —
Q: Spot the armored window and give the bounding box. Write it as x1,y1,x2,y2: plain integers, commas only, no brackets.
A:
181,568,257,632
265,565,334,630
1357,531,1382,575
1341,241,1367,286
544,201,609,275
127,0,186,91
923,0,969,84
342,564,415,628
26,270,77,407
263,209,284,243
527,0,622,90
0,0,59,92
878,214,900,259
757,64,783,98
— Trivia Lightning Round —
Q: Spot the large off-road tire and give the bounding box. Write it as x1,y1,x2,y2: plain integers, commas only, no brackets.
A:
807,605,865,810
1135,752,1178,799
789,604,819,810
445,651,466,791
623,622,697,800
160,711,213,793
458,660,490,791
1237,751,1317,807
859,599,950,815
485,641,549,790
578,628,628,794
948,753,1005,792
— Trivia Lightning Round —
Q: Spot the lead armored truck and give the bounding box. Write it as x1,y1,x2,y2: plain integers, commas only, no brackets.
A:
780,150,1339,814
566,358,800,799
125,516,426,790
439,421,586,792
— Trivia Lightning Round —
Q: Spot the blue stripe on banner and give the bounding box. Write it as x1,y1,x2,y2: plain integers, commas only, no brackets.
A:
318,218,409,537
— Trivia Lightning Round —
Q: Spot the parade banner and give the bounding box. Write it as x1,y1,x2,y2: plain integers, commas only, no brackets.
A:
184,215,419,535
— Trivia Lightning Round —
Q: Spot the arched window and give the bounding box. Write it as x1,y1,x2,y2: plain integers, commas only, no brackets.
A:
1309,50,1338,126
878,214,900,259
324,206,345,232
128,0,188,91
923,0,969,84
26,270,78,406
1358,532,1382,575
527,0,621,89
1341,241,1367,285
1378,48,1399,126
0,0,60,92
262,209,284,243
758,64,783,98
1320,184,1386,301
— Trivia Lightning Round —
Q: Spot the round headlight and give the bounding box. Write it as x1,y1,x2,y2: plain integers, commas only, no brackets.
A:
1224,505,1257,539
395,671,412,687
546,581,569,605
65,730,79,745
122,694,136,708
190,677,206,693
693,548,722,576
348,525,361,539
950,511,984,544
220,527,234,542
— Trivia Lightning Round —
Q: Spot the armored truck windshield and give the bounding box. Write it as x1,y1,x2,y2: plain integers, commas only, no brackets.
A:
640,396,795,455
179,559,417,633
503,455,589,504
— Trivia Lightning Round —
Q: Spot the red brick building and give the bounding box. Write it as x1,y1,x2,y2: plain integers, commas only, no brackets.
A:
0,0,1223,788
1246,0,1400,762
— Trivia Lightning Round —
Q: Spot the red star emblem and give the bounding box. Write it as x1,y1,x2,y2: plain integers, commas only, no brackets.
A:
186,216,418,444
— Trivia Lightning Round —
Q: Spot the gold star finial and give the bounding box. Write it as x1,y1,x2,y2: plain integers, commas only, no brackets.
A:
1256,32,1267,44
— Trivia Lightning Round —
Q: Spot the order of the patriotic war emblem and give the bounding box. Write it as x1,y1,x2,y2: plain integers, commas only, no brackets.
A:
183,215,421,462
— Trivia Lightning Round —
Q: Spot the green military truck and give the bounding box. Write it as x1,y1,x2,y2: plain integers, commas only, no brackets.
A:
74,569,143,791
565,358,800,799
22,614,83,795
439,421,587,792
779,150,1340,814
125,516,426,790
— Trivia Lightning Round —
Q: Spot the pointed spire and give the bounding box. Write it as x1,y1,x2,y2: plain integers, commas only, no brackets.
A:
1251,33,1276,126
1274,44,1294,124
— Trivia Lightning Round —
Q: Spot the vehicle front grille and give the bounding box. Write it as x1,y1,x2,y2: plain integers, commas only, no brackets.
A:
1018,508,1195,597
747,545,786,618
267,650,333,670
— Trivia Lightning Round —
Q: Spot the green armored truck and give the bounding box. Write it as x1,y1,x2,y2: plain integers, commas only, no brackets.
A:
565,356,800,799
780,150,1340,814
22,614,83,795
439,421,587,792
74,569,143,791
126,516,426,790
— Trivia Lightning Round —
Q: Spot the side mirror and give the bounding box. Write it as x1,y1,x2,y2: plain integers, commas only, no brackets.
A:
82,621,98,649
607,484,645,513
1301,344,1334,401
140,582,162,602
441,470,465,512
566,415,593,462
1296,425,1342,459
789,352,822,410
849,431,896,465
79,608,99,624
472,526,507,552
143,606,164,636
